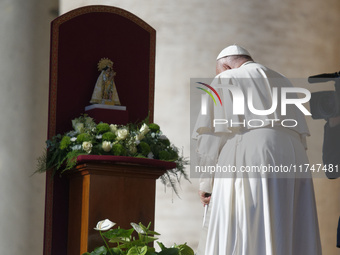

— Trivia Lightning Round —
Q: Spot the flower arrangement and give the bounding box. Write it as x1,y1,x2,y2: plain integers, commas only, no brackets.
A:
36,114,189,193
84,219,194,255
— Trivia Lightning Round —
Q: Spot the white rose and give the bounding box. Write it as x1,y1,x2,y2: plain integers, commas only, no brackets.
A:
70,137,77,142
94,219,115,231
135,133,144,141
102,141,112,152
75,123,84,133
110,124,118,133
116,128,128,140
140,123,150,135
82,141,93,154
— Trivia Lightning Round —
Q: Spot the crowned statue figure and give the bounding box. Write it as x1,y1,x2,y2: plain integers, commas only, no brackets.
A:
90,58,121,105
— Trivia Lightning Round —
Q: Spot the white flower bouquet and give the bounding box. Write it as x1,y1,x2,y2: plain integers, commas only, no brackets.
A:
36,114,189,193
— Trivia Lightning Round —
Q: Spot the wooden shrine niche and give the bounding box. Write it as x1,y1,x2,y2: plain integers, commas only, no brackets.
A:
43,5,163,255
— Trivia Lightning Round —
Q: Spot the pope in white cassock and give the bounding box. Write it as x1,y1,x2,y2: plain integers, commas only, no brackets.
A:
192,45,322,255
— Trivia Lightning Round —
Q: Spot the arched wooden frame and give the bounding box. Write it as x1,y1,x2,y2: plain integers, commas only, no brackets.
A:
44,6,156,255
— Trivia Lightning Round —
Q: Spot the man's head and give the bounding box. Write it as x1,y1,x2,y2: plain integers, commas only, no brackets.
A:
216,45,253,75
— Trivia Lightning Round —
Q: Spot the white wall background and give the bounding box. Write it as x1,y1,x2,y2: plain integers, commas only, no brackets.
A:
0,0,340,254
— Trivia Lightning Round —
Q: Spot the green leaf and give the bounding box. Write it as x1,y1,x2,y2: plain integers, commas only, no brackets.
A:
176,244,195,255
144,222,160,236
157,242,166,251
145,230,160,236
146,247,156,254
109,247,122,255
119,239,145,249
91,245,108,255
157,248,179,255
148,123,160,133
146,252,157,255
104,228,134,240
140,236,158,243
127,246,148,255
108,237,132,245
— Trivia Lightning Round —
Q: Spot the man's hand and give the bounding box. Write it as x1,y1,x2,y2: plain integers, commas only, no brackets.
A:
199,190,211,206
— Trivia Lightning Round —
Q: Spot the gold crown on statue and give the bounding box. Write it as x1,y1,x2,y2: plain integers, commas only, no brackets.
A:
97,58,114,71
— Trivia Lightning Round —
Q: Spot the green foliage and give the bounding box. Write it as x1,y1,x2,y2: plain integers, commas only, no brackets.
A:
89,246,107,255
77,133,92,143
102,132,116,141
83,222,194,255
112,143,126,156
103,227,134,242
159,138,170,147
36,114,189,195
148,123,160,133
176,244,194,255
35,149,53,175
97,123,111,134
158,151,170,161
59,136,71,150
63,150,87,172
138,142,151,156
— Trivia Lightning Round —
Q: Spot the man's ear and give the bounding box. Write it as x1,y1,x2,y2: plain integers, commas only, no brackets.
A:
223,63,231,70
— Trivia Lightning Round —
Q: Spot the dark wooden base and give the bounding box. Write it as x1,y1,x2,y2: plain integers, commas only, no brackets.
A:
67,162,166,254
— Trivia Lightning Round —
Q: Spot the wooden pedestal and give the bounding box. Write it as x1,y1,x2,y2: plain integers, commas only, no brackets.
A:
67,159,170,254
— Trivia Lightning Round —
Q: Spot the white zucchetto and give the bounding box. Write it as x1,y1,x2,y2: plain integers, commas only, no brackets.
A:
216,45,251,60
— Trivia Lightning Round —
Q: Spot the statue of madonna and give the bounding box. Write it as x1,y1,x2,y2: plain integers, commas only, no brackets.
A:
90,58,121,105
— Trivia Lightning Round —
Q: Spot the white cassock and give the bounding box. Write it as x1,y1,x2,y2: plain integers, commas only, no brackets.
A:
193,62,322,255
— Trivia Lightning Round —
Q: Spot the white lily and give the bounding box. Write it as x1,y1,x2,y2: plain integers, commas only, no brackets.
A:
94,219,115,231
